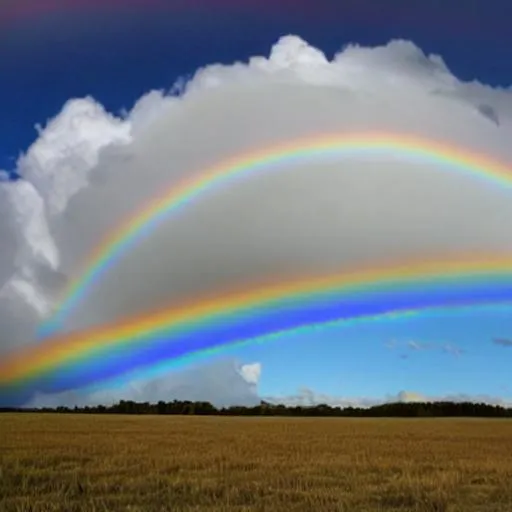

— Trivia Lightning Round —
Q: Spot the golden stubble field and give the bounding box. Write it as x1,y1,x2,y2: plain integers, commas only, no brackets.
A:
1,414,512,512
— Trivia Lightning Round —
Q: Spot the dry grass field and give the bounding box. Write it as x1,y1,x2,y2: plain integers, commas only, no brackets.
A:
1,414,512,512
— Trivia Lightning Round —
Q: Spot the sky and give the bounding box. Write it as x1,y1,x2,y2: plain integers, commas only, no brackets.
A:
1,0,512,408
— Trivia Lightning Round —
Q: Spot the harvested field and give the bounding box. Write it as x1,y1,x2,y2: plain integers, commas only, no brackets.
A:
1,414,512,511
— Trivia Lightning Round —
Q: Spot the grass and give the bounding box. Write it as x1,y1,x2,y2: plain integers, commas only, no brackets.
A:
1,414,512,511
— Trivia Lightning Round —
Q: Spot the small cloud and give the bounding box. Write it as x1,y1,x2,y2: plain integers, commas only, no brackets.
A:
238,362,262,386
397,391,426,403
493,338,512,347
442,344,465,357
477,103,500,126
407,340,431,351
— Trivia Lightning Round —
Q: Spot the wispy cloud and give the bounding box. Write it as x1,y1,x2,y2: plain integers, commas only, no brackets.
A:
493,338,512,347
442,344,465,357
407,340,432,351
386,340,465,357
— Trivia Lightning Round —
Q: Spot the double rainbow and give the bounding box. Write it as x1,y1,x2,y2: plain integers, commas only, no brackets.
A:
3,257,512,402
2,132,512,404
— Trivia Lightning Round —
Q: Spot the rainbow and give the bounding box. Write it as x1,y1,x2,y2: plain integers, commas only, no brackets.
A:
3,256,512,404
40,132,512,337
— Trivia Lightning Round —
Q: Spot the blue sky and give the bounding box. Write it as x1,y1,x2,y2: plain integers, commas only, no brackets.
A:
3,1,512,171
239,306,512,400
1,1,512,407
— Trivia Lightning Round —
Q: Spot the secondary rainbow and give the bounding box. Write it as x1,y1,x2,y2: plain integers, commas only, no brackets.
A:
4,256,512,401
40,132,512,337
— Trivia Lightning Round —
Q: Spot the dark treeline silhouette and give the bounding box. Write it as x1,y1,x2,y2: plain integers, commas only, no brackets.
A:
1,400,512,417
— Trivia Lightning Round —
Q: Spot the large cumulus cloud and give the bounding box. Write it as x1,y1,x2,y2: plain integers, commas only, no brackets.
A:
25,359,262,409
2,35,512,407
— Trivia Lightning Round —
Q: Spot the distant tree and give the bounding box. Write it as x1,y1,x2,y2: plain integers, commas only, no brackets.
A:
3,398,512,418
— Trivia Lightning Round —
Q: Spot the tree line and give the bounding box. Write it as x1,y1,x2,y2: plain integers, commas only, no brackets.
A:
1,399,512,417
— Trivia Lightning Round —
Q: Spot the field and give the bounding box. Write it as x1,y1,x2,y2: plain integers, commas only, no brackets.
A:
1,414,512,511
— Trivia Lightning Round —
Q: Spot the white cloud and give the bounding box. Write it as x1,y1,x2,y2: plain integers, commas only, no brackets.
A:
238,362,262,386
264,388,512,408
17,98,132,217
396,391,427,403
2,35,512,406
